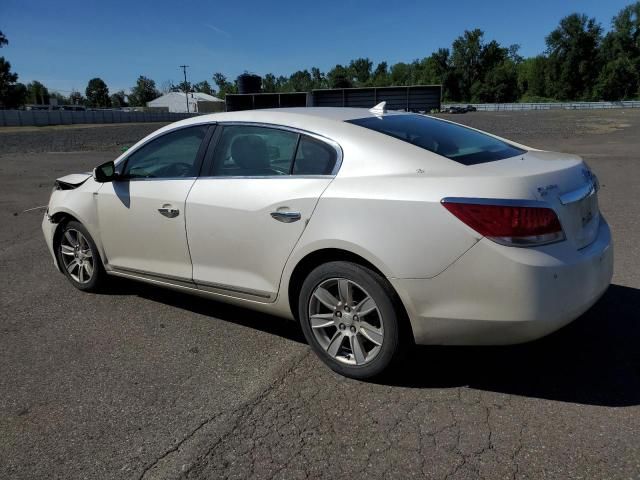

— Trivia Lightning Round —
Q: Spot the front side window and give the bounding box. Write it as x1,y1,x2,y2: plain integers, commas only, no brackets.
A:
212,125,299,177
347,114,525,166
123,125,208,178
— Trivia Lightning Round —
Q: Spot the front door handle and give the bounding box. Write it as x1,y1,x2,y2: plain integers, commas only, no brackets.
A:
158,204,180,218
270,211,301,223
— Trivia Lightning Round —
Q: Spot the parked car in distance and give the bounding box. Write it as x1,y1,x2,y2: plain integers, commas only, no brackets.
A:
43,105,613,379
442,105,477,113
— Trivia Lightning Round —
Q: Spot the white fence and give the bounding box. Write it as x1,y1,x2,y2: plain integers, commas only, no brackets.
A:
0,109,199,127
442,101,640,111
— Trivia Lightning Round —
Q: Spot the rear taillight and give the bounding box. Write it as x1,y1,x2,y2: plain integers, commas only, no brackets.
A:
441,199,565,247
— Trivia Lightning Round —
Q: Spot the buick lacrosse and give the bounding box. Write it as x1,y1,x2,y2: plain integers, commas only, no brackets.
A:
43,104,613,378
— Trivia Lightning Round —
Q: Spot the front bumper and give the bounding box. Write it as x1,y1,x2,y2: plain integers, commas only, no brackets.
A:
42,212,61,271
392,218,613,345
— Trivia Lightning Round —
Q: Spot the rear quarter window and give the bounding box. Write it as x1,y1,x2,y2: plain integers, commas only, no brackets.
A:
292,136,337,175
346,114,525,165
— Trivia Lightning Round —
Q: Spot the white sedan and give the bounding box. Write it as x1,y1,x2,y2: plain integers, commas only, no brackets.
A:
42,105,613,379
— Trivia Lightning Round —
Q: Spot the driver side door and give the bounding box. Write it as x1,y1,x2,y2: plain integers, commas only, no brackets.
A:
96,124,213,280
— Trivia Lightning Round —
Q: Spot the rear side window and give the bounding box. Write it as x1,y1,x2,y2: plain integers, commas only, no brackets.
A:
212,125,298,177
293,136,337,175
346,114,525,165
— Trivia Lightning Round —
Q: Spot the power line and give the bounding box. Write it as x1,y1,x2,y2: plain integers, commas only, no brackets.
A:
179,65,190,113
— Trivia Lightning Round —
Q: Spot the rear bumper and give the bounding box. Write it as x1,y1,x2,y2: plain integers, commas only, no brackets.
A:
392,218,613,345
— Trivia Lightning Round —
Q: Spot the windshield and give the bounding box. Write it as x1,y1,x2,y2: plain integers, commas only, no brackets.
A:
347,114,526,165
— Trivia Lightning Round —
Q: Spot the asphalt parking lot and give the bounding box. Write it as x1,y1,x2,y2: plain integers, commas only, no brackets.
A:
1,110,639,480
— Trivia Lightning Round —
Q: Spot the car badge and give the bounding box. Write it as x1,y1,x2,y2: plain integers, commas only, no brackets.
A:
537,184,558,197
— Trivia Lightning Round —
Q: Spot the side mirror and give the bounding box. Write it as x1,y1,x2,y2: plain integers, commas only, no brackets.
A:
94,161,116,183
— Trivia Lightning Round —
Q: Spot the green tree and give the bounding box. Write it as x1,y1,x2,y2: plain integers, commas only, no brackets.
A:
26,81,49,104
470,41,520,102
478,41,508,75
50,91,70,105
327,65,352,88
517,56,549,99
451,29,485,100
288,70,313,92
212,72,237,99
416,49,449,84
595,57,639,100
69,90,85,105
85,77,110,107
599,2,640,63
596,2,640,100
449,30,522,101
128,76,159,106
0,57,18,106
193,80,213,95
310,67,326,89
371,62,390,86
471,62,519,102
390,62,415,85
414,49,459,99
0,30,22,108
348,57,373,86
276,75,288,91
3,82,27,108
174,80,191,93
110,90,128,107
262,73,277,93
545,13,602,100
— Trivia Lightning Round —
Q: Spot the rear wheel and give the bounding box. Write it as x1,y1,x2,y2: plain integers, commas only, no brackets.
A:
56,220,105,292
299,261,405,379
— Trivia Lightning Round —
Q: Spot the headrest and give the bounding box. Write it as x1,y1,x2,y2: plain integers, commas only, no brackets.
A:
231,135,270,171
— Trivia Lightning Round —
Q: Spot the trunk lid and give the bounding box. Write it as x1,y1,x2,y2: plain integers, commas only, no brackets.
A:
475,150,600,250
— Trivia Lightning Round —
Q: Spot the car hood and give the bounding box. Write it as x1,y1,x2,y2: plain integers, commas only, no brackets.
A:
55,172,92,189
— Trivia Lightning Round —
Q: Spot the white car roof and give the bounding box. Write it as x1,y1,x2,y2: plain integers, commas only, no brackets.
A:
184,107,405,125
127,107,408,158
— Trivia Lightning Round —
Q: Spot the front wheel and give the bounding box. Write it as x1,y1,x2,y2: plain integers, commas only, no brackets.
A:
298,261,406,379
55,220,105,292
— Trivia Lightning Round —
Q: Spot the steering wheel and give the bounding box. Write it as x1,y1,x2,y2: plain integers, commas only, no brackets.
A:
164,162,193,177
270,167,288,175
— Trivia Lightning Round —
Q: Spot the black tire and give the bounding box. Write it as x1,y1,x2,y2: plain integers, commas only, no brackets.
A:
55,220,105,292
298,261,408,380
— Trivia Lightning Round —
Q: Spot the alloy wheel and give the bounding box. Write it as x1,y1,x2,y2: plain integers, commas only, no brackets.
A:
59,229,94,284
308,278,384,366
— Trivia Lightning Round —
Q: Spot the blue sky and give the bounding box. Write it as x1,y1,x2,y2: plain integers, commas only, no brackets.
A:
0,0,633,94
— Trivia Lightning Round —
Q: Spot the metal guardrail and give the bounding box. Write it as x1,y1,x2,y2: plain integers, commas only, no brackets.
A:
0,109,199,127
442,101,640,111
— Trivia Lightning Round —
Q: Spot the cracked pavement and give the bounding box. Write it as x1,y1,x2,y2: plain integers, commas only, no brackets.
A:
1,110,639,479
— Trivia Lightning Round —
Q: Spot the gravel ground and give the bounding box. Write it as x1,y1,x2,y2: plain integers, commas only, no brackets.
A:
0,123,168,154
437,108,637,141
1,111,639,480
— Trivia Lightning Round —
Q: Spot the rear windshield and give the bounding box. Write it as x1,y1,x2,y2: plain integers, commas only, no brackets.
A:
347,114,525,165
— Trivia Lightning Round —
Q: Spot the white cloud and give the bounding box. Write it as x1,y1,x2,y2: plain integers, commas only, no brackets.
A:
204,24,231,38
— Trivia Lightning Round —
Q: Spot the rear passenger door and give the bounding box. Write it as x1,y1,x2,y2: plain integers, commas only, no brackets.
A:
185,124,340,301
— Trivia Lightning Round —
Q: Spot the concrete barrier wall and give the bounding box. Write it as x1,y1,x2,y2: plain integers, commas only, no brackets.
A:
442,101,640,111
0,110,199,127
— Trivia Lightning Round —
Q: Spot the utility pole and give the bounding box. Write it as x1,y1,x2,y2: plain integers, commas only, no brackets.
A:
179,65,190,113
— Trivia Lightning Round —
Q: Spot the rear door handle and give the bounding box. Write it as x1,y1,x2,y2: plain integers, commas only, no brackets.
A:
158,204,180,218
270,211,301,223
